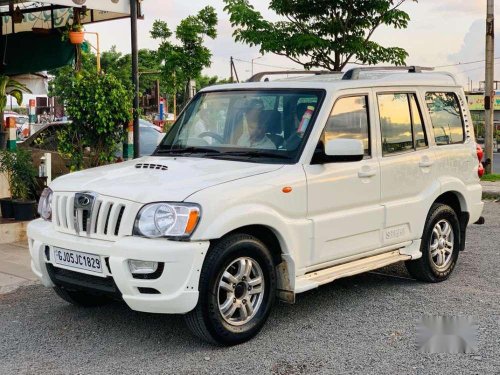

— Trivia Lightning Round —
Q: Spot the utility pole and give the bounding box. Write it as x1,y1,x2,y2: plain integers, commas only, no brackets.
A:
484,0,495,174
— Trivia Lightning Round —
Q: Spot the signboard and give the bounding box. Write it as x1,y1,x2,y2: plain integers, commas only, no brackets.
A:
467,94,500,111
36,0,131,14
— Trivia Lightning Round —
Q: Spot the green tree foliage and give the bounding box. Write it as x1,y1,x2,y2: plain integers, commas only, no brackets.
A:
151,6,218,108
224,0,416,71
54,72,133,171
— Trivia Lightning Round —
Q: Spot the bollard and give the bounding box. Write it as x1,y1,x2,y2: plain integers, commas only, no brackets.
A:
6,117,16,151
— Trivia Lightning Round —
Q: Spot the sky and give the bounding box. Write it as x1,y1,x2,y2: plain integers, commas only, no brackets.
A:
80,0,494,88
75,0,500,89
81,0,500,87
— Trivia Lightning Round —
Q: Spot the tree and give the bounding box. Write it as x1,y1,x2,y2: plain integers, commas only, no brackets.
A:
54,71,133,171
224,0,416,71
151,6,218,110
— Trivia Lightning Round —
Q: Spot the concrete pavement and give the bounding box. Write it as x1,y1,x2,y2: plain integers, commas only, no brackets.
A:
0,241,37,295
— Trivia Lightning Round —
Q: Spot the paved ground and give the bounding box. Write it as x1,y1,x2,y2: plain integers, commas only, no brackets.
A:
0,202,499,375
0,242,37,295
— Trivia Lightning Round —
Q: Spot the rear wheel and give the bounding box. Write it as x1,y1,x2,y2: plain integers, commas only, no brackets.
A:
405,203,460,282
53,286,110,307
185,233,276,345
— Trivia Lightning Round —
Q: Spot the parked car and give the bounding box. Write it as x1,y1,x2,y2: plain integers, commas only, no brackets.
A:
19,120,163,179
28,67,484,345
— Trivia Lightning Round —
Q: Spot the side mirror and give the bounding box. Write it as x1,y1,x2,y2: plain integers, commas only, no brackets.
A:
321,139,364,163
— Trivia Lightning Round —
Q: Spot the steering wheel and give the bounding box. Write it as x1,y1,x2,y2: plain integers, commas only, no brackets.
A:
198,131,224,144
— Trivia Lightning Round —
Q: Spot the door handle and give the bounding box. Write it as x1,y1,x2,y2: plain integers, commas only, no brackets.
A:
358,169,377,178
419,160,434,168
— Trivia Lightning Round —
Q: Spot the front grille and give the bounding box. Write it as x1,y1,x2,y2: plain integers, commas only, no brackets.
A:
46,263,122,299
52,193,135,240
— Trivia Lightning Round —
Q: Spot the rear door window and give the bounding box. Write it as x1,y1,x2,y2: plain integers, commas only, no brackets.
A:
378,93,429,155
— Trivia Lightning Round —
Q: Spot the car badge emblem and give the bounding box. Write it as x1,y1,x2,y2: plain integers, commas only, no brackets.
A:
74,192,97,235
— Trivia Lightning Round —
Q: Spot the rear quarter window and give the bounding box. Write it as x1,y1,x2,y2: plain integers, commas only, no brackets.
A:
425,92,465,145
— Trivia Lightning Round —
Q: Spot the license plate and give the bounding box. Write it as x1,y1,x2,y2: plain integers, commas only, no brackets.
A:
52,247,103,274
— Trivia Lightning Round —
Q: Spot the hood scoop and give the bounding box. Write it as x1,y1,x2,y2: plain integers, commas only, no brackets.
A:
135,163,168,171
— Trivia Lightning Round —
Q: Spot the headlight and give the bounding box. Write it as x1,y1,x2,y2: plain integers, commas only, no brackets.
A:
37,187,53,221
133,203,201,239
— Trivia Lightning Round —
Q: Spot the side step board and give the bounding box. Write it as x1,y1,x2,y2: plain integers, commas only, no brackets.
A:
295,250,411,294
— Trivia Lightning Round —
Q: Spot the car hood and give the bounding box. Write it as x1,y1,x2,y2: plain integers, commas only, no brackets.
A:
50,156,283,203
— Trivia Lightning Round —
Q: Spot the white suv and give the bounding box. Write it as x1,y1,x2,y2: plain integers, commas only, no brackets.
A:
28,67,484,345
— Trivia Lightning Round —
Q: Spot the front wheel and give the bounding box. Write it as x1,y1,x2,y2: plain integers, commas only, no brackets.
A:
405,203,461,282
185,233,276,345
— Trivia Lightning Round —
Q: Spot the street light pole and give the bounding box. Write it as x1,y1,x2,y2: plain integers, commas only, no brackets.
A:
252,55,263,76
130,0,140,159
484,0,495,174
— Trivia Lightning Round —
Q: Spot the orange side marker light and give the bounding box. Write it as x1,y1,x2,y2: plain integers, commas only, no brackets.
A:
282,187,293,194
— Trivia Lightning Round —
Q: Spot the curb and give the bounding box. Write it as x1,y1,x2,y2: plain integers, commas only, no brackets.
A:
483,191,500,200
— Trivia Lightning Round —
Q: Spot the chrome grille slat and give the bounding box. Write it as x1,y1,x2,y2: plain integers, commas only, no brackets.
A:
97,202,112,235
66,196,75,231
52,193,135,241
53,195,60,227
90,201,102,235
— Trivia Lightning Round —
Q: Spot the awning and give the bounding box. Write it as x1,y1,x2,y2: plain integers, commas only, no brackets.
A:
0,31,75,75
0,1,141,35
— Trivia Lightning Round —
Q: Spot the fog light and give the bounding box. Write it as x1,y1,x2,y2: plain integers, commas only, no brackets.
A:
128,260,159,275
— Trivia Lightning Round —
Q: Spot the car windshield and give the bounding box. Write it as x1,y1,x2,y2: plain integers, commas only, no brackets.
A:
156,90,324,163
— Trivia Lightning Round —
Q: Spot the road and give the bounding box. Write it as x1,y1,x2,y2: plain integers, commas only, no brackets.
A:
0,202,499,375
493,152,500,174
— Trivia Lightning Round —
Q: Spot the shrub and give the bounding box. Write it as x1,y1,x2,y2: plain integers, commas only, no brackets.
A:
53,71,133,171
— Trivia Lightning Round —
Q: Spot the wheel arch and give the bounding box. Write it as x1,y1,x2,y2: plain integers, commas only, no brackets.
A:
212,224,296,303
432,190,469,251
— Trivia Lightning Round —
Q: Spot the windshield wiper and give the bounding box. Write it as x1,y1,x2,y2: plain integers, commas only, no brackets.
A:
155,146,222,155
216,150,292,159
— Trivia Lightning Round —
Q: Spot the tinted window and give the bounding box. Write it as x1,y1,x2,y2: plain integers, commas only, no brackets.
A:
322,96,370,156
425,92,464,145
410,95,428,149
378,94,413,155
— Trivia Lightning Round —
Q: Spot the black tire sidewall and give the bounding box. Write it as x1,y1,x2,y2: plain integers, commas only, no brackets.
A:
199,235,276,345
421,204,460,281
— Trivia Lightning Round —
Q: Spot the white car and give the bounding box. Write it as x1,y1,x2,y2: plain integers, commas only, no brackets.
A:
28,67,484,345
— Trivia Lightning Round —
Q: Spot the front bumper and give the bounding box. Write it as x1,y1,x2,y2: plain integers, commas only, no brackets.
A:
28,219,210,314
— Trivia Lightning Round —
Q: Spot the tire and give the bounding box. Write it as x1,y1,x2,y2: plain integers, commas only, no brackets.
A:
185,233,277,345
405,203,461,283
53,286,110,307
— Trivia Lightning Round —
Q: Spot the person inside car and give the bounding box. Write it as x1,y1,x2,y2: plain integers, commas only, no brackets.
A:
237,99,276,149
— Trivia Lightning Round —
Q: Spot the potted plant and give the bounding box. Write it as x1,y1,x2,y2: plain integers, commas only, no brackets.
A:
0,75,31,150
10,148,37,221
0,150,15,218
68,23,85,45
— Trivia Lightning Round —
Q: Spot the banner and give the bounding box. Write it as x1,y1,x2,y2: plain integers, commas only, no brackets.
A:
467,94,500,111
36,0,131,15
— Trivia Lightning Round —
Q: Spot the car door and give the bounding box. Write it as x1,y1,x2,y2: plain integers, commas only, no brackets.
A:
376,90,436,245
304,92,383,267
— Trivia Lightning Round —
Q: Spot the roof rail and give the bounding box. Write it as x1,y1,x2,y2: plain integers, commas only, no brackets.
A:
342,66,435,80
248,70,342,82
